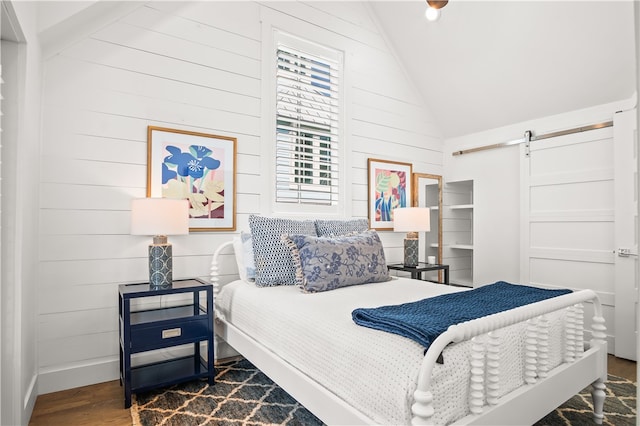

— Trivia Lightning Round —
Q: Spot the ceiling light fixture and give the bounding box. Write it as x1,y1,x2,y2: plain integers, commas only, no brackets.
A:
425,0,448,22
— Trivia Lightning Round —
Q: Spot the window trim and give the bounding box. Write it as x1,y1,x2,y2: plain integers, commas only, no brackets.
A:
261,21,348,217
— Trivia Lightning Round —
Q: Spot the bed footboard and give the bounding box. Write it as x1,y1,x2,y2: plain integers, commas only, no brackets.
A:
411,290,607,425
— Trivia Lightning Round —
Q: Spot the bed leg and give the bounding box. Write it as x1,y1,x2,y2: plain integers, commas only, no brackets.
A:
589,305,607,425
590,377,606,425
411,389,435,425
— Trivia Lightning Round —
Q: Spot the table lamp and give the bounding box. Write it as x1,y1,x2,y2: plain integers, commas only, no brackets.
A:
131,198,189,289
393,207,430,267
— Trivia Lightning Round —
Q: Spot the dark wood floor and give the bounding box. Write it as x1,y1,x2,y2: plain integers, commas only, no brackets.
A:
29,355,636,426
609,354,637,382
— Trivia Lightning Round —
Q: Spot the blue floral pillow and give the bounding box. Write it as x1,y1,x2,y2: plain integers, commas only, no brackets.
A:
282,230,391,293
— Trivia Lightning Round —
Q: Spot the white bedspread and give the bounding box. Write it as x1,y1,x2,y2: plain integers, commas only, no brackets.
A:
216,277,570,425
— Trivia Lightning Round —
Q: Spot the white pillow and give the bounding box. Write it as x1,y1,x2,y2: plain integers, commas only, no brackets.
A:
232,232,256,283
232,236,247,282
240,231,256,281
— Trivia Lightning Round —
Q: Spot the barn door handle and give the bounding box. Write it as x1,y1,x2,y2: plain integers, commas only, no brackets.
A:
618,248,638,257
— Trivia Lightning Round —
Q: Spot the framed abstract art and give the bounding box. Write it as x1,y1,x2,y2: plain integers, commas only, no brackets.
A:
367,158,413,230
147,126,237,231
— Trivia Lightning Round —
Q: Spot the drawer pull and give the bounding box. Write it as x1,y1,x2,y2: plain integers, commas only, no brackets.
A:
162,328,182,339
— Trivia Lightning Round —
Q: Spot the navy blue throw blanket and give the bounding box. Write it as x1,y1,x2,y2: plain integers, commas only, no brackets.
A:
352,281,572,350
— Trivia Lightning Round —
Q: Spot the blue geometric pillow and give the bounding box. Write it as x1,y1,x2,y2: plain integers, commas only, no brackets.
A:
314,218,369,236
249,215,316,287
282,230,391,293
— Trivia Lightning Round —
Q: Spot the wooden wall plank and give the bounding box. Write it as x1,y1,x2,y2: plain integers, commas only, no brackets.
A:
40,183,143,210
39,308,117,340
44,56,261,118
39,332,119,367
45,85,261,137
147,2,262,41
301,1,380,34
62,38,260,97
121,5,262,56
352,103,439,138
352,88,440,128
40,254,236,289
91,21,261,78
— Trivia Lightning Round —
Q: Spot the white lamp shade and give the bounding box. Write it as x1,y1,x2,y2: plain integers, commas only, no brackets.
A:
393,207,431,232
130,198,189,236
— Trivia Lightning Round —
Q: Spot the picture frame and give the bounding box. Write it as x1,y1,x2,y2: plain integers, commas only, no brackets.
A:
367,158,413,230
147,126,237,232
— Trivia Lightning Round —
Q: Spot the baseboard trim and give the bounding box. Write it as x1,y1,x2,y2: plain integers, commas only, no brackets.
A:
23,373,38,424
38,358,119,395
37,340,238,396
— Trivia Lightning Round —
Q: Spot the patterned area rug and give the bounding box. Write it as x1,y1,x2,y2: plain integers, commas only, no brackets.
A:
534,374,636,426
131,358,636,426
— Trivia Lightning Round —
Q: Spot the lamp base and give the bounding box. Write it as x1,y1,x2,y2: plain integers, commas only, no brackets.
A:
403,238,419,267
149,243,173,289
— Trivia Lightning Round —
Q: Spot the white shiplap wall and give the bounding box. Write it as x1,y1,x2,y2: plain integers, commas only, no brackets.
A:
37,1,443,394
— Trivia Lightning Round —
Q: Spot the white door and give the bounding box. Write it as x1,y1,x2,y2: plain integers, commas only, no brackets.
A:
520,123,617,354
613,109,638,361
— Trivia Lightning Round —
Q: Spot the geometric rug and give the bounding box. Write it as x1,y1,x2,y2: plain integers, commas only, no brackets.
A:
131,358,323,426
131,357,636,426
534,374,636,426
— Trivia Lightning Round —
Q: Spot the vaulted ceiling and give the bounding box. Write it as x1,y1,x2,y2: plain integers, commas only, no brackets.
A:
33,1,638,140
370,1,636,138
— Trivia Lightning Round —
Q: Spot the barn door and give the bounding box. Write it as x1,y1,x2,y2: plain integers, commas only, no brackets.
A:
520,122,618,354
613,109,638,361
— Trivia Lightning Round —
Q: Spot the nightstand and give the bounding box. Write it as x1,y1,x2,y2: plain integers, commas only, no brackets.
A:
387,262,450,284
118,278,214,408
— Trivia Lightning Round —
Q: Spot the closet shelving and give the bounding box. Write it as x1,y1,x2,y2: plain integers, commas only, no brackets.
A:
443,180,474,287
450,204,473,210
423,182,441,256
418,181,442,283
449,244,473,250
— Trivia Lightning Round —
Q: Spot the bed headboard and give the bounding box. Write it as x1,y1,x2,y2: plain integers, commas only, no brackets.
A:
211,216,372,295
210,240,236,301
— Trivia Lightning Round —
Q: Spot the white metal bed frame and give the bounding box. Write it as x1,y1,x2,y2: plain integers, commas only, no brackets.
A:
211,241,608,425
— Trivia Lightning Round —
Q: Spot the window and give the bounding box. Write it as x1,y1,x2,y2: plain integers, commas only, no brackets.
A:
274,32,342,207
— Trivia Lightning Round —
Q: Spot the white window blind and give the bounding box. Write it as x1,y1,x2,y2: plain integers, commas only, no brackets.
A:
275,33,341,206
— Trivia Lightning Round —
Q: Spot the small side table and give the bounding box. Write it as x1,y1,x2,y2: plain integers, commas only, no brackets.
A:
387,262,450,284
118,278,214,408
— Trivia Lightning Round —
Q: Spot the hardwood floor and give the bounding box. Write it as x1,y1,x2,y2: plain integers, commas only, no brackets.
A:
608,354,637,382
29,380,131,426
29,355,636,426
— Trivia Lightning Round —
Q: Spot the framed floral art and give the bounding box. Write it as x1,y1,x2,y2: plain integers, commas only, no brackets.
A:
147,126,237,231
367,158,413,230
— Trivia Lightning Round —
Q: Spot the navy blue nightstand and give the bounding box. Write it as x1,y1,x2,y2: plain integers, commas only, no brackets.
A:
387,262,450,284
118,278,214,408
